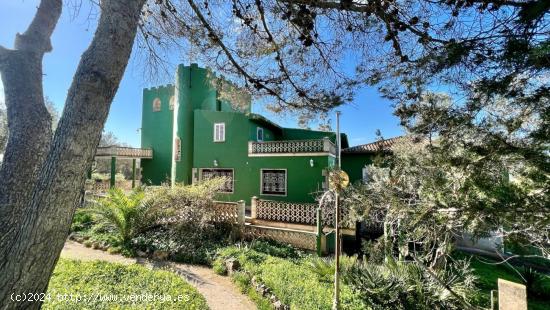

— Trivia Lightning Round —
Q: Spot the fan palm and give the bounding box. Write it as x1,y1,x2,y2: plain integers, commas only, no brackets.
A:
87,188,148,245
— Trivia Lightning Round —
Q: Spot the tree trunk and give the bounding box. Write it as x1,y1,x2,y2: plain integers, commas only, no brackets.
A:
0,0,146,308
0,0,59,257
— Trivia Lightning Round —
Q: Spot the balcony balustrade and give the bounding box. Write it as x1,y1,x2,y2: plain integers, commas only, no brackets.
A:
248,138,335,156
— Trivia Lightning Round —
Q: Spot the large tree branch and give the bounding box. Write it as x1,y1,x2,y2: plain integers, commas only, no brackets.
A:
15,0,62,53
0,0,62,251
0,0,146,307
186,0,298,108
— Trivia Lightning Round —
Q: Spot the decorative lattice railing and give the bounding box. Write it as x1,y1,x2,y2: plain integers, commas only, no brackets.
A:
211,201,245,225
85,180,137,193
95,146,153,158
248,138,335,155
256,200,317,225
254,199,353,228
244,225,318,251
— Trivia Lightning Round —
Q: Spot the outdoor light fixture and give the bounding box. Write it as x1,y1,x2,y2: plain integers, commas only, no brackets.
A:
213,159,218,167
310,159,314,167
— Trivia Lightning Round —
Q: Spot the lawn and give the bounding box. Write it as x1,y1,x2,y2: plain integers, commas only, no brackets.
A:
454,251,550,310
44,259,208,309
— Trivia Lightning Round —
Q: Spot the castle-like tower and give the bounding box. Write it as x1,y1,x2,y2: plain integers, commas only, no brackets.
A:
140,64,250,185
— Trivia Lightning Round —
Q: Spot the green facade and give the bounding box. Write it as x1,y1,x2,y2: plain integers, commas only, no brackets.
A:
141,64,360,204
140,85,174,185
342,153,373,184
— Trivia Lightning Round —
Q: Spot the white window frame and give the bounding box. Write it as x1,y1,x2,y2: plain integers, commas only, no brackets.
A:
257,127,264,142
152,98,161,112
199,168,234,193
213,123,225,142
260,168,287,197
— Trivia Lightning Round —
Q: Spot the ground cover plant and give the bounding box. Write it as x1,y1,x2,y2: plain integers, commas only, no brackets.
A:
44,259,208,310
213,243,364,310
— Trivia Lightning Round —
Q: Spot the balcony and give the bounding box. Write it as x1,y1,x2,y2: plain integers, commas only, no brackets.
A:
95,146,153,159
248,138,335,156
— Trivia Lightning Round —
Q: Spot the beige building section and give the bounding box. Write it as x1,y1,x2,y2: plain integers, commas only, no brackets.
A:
498,278,527,310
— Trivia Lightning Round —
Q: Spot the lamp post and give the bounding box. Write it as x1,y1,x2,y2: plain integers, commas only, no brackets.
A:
333,111,341,310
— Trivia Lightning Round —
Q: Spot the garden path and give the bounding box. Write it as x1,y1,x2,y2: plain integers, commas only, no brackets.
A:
61,240,256,310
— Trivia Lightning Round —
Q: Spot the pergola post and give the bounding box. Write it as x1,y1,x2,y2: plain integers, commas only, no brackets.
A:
131,158,136,188
110,156,116,188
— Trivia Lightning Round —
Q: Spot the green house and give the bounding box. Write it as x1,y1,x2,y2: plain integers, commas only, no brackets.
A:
140,64,387,205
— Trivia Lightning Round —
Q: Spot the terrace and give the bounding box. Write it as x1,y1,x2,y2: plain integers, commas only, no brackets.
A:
248,137,336,157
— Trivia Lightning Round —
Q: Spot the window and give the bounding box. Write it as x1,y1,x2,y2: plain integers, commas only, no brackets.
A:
257,127,264,142
174,137,181,161
214,123,225,142
153,98,161,112
169,96,176,110
261,169,287,196
201,168,234,193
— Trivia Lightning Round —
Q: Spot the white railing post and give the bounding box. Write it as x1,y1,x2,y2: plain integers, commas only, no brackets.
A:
248,141,253,154
251,196,258,220
237,200,245,227
323,137,331,153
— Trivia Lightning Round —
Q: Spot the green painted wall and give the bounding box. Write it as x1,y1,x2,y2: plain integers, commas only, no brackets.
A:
249,121,276,142
193,110,331,204
140,64,365,205
173,64,253,184
341,153,374,184
141,85,174,185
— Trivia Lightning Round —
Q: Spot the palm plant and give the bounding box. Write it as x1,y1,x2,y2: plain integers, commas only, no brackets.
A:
87,188,149,245
309,255,479,309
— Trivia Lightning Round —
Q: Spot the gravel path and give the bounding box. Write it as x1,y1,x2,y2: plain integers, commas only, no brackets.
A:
61,240,256,310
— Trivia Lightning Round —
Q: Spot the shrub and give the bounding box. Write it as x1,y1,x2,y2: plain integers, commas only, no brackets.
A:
342,256,479,309
74,178,238,263
44,259,207,309
70,209,93,232
85,188,150,246
128,178,236,264
249,239,303,260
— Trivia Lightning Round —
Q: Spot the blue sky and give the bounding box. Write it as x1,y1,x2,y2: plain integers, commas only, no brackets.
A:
0,1,403,147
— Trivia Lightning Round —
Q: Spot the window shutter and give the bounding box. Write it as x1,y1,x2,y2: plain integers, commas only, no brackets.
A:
214,123,225,142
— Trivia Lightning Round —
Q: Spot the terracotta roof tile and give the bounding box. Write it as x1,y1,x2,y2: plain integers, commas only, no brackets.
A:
342,136,403,154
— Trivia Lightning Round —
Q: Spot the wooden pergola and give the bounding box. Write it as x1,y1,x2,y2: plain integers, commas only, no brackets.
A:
94,146,153,188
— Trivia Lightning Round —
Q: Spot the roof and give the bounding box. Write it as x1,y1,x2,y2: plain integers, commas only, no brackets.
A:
342,136,403,154
246,113,283,133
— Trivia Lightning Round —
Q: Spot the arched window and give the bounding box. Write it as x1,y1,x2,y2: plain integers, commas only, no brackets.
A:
169,96,175,110
153,98,161,112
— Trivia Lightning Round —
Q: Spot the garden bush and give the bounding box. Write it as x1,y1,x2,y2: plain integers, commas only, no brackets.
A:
73,178,237,263
341,256,479,310
84,188,151,247
44,259,208,309
249,239,303,260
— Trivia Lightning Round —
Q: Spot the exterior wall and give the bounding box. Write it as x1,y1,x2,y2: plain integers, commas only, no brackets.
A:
140,85,174,185
249,122,276,142
140,64,352,205
193,110,330,204
173,64,253,184
342,153,373,184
